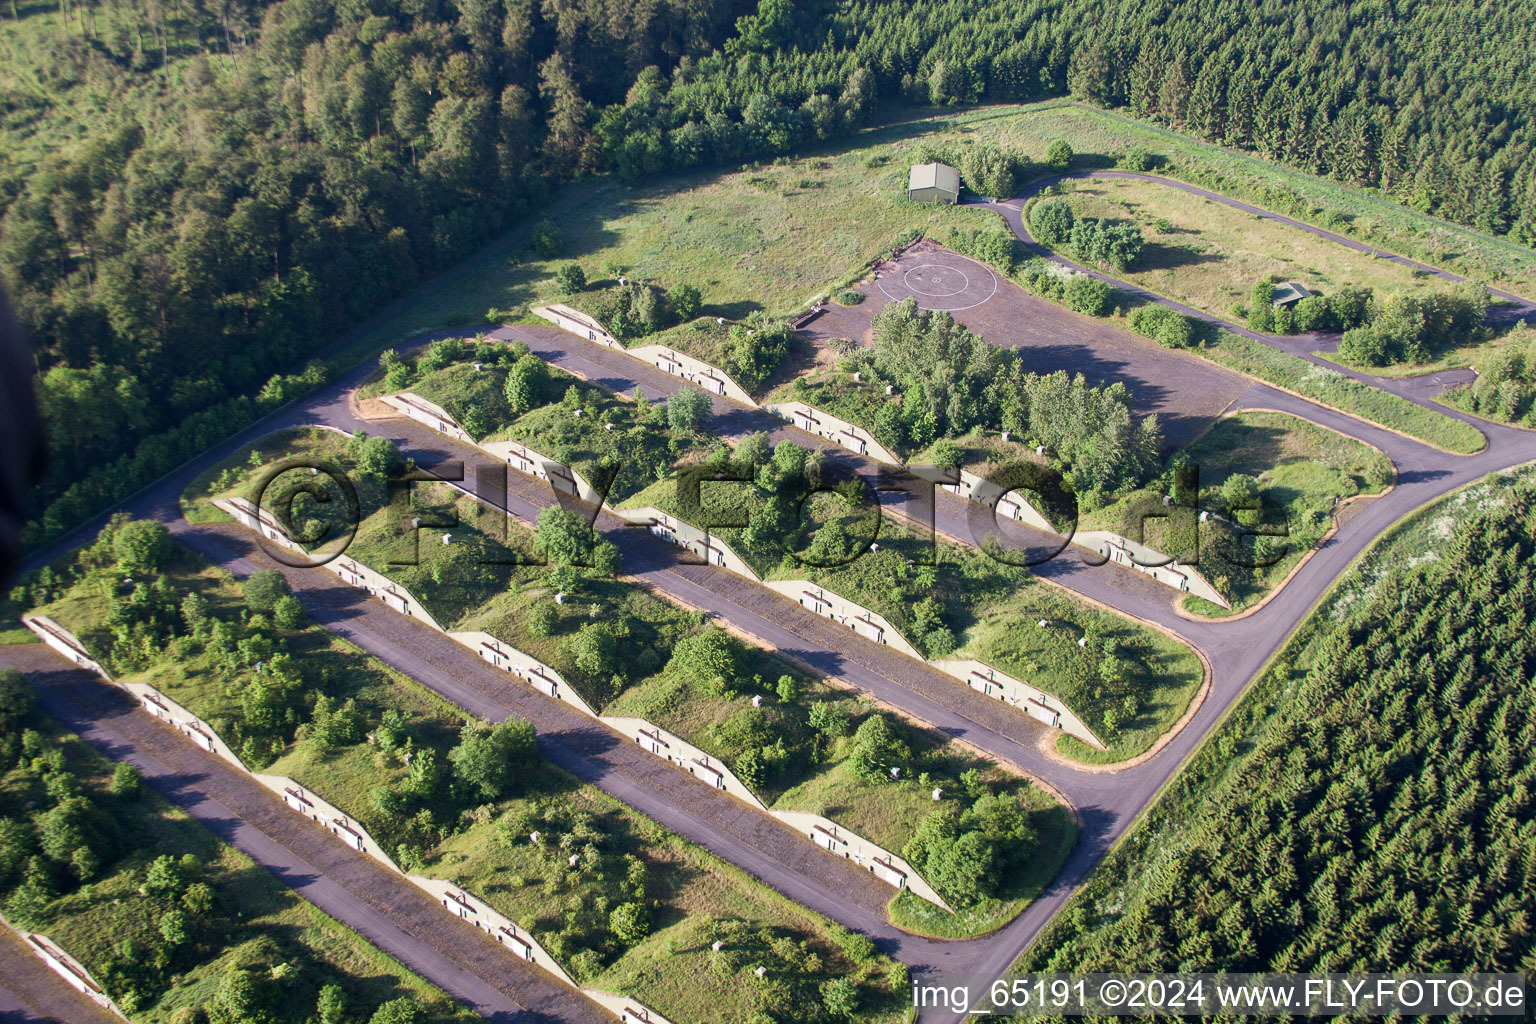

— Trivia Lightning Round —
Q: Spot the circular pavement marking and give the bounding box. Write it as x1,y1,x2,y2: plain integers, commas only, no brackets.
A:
902,263,970,297
876,251,999,312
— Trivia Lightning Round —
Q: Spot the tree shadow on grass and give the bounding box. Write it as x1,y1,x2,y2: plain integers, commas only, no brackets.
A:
1185,419,1290,482
1072,152,1119,172
1136,240,1225,272
639,853,704,934
700,298,763,320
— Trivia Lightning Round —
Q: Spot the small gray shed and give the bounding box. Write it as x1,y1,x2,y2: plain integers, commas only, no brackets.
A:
908,162,960,204
1271,281,1312,308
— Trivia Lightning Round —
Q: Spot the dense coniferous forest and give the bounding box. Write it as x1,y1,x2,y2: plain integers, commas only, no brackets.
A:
1018,481,1536,982
1,0,766,545
6,0,1536,547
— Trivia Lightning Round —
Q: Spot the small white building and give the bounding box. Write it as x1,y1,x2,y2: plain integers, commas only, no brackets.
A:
907,162,961,204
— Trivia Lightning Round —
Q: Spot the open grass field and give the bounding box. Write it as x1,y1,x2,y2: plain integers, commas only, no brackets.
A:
950,105,1536,299
0,710,474,1024
317,99,1536,377
1085,411,1395,615
365,145,976,339
1059,176,1444,323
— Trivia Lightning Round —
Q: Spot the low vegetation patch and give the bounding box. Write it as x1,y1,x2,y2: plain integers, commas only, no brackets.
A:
1056,175,1454,325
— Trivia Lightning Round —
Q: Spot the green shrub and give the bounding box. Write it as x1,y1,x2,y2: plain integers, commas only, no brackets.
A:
1028,198,1075,246
668,282,702,320
554,263,586,294
531,220,562,257
834,289,863,305
112,520,172,574
1128,305,1194,348
242,570,290,614
1247,279,1277,332
1118,147,1155,172
1065,274,1112,316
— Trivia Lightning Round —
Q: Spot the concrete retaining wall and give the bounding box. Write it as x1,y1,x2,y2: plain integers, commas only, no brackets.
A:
409,874,576,985
253,773,398,868
378,392,603,505
214,496,445,630
448,630,602,719
611,507,761,582
0,916,125,1019
476,438,603,505
768,810,950,911
23,614,112,680
1075,530,1229,608
584,991,681,1024
603,716,764,809
929,659,1103,749
629,344,756,407
378,392,472,444
920,467,1230,608
764,580,924,661
534,304,621,348
930,466,1062,536
120,681,247,770
765,400,902,466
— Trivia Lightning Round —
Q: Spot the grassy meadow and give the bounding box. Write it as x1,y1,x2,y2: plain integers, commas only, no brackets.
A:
1059,176,1444,323
302,98,1536,378
1085,411,1396,615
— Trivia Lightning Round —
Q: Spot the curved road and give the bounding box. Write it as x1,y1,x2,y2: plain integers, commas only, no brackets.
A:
386,320,1536,1020
989,169,1536,410
15,176,1536,1024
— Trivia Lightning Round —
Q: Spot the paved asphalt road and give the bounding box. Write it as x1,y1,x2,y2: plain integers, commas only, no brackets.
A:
0,645,585,1024
0,926,121,1024
168,521,909,932
989,170,1536,403
15,174,1536,1024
